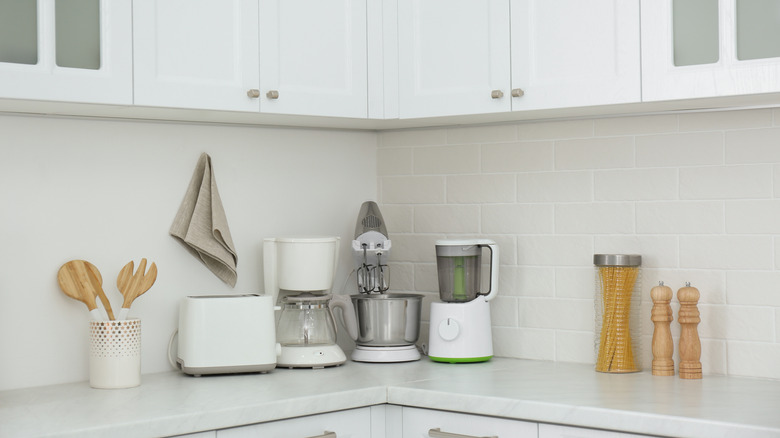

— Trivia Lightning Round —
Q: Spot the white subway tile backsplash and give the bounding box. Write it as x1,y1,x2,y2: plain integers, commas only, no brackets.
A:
414,205,480,233
517,119,593,141
555,136,634,170
635,132,724,168
447,124,518,145
378,107,780,380
447,174,515,203
594,168,678,201
377,148,413,175
517,171,593,203
414,144,480,174
679,165,773,199
726,200,780,234
726,271,780,306
678,109,773,131
594,114,678,136
518,235,593,266
555,203,634,234
680,236,773,270
481,141,554,173
726,128,780,164
636,201,724,235
483,204,554,234
381,176,445,204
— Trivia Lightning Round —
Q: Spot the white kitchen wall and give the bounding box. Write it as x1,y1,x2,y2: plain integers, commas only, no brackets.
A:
0,114,377,391
378,108,780,381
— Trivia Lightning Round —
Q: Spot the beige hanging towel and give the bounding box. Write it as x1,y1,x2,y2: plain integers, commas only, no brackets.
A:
170,153,238,286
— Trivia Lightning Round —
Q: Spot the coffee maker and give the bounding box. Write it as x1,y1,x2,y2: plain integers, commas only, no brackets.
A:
428,239,498,363
263,236,346,368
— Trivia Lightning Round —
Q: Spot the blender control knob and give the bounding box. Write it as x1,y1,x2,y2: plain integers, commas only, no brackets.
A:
438,318,460,341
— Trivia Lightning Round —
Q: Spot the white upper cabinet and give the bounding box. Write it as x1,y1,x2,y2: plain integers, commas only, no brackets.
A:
397,0,512,118
258,0,368,118
510,0,640,110
642,0,780,101
0,0,132,105
133,0,260,112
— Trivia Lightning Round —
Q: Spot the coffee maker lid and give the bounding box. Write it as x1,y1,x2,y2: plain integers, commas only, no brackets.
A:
266,236,339,243
284,292,332,303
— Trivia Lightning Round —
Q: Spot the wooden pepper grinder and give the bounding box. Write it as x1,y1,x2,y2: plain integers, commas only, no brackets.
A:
650,282,674,376
678,282,702,379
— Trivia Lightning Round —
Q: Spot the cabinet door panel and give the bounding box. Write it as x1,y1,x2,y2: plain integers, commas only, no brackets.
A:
133,0,260,111
642,0,780,101
402,407,537,438
217,407,371,438
0,0,132,104
259,0,367,118
511,0,640,110
398,0,511,118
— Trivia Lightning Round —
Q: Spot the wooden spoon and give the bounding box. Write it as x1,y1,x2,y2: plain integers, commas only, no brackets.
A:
116,258,158,320
57,260,103,321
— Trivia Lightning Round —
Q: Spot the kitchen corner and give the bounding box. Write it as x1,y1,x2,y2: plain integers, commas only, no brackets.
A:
2,358,779,438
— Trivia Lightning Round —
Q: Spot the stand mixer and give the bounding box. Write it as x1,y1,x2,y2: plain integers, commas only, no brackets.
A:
428,239,498,363
334,201,423,363
263,236,346,368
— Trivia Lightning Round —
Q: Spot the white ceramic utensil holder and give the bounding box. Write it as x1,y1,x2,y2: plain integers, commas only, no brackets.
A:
88,318,141,389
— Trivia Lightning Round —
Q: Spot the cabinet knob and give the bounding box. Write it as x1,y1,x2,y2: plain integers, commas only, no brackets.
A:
490,90,504,99
246,89,260,98
266,90,280,99
511,88,525,98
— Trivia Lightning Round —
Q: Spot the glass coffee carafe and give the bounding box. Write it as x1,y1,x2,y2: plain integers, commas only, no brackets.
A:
276,293,337,347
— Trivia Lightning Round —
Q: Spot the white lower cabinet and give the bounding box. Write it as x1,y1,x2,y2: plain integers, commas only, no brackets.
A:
539,423,659,438
401,407,537,438
216,407,372,438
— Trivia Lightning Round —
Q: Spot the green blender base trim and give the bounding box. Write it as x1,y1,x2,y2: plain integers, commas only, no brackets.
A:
429,355,492,364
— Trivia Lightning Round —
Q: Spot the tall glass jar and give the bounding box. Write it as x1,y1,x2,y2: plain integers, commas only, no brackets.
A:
594,254,642,373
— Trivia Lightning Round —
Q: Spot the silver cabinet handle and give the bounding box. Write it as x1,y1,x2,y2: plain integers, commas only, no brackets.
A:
490,90,504,99
511,88,524,97
266,90,280,99
304,432,335,438
247,89,260,98
429,428,497,438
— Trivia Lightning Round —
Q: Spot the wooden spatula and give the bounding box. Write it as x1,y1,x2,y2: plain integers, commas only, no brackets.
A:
57,260,104,321
116,258,158,320
83,261,115,320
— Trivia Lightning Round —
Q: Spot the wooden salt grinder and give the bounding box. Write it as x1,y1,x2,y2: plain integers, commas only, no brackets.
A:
678,283,702,379
651,282,674,376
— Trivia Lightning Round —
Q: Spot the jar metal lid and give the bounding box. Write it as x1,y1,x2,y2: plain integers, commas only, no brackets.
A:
593,254,642,267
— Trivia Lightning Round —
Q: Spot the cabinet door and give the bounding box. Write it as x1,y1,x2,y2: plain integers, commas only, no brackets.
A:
510,0,640,110
539,423,661,438
642,0,780,101
258,0,368,118
402,407,537,438
397,0,511,118
216,407,371,438
133,0,260,111
0,0,132,104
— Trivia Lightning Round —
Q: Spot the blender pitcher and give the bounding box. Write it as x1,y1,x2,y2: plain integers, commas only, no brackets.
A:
435,239,499,302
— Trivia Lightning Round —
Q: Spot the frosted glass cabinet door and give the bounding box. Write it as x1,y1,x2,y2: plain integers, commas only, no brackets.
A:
133,0,260,112
642,0,780,101
0,0,132,104
258,0,368,118
397,0,511,118
510,0,640,110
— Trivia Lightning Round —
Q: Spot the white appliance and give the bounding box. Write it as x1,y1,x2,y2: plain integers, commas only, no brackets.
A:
428,239,499,363
175,294,280,376
264,236,346,368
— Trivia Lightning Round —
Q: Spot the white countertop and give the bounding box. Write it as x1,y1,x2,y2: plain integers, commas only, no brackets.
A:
2,358,779,438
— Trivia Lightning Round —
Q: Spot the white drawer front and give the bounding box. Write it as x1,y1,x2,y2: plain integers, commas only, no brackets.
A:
402,407,537,438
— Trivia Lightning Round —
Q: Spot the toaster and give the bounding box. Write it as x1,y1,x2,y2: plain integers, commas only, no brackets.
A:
176,294,280,376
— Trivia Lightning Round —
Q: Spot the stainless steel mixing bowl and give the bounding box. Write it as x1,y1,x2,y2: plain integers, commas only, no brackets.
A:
350,293,422,346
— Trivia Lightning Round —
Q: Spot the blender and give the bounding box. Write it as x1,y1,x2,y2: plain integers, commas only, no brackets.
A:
428,239,499,363
333,201,423,363
263,236,346,368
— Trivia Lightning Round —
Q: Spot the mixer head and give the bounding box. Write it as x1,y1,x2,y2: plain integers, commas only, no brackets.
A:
353,201,391,294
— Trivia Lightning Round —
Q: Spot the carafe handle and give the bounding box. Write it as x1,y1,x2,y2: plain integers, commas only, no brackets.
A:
476,240,499,302
330,294,358,341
